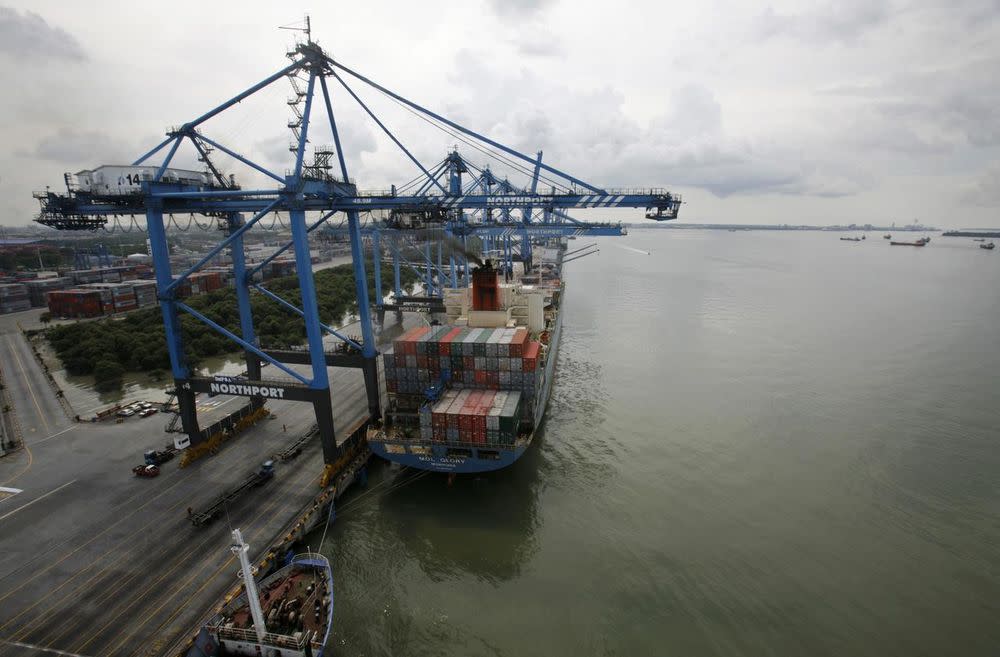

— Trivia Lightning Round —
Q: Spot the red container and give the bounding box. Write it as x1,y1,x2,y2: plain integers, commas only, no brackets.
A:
416,355,428,368
487,371,499,388
474,370,488,385
523,341,540,372
399,326,431,356
463,356,474,369
438,327,463,356
386,380,397,392
509,328,528,357
463,390,481,408
478,389,496,410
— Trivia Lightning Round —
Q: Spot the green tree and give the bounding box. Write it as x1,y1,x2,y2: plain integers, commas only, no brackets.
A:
93,360,125,392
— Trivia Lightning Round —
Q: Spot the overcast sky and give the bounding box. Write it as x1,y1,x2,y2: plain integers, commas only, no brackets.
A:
2,0,999,228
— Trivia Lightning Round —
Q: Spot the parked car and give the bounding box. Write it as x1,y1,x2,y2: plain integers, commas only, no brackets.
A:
139,408,158,418
132,464,160,477
117,409,135,418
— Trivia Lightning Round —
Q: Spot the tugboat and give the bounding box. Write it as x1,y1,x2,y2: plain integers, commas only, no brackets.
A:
195,529,334,657
981,242,995,250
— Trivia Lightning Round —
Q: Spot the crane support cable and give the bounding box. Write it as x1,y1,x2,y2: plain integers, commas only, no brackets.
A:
326,55,604,193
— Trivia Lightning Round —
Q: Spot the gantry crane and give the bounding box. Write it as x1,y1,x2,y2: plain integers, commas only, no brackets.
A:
33,35,682,465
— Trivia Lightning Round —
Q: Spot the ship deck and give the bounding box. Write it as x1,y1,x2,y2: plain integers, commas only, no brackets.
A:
222,564,330,641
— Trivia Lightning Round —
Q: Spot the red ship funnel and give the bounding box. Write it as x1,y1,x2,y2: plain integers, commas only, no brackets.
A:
472,260,500,311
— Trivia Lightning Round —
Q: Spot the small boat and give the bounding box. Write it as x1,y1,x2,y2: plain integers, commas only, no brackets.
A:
840,236,862,242
981,242,995,250
973,238,986,242
883,234,891,239
198,529,334,657
924,236,931,243
890,237,928,247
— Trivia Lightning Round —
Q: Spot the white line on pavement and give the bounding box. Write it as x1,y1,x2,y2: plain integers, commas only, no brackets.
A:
0,479,77,522
29,424,78,446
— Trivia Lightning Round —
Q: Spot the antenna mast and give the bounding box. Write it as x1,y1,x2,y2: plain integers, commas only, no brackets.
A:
279,14,312,43
231,529,267,642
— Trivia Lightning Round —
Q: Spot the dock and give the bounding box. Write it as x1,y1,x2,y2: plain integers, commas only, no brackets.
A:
0,308,412,657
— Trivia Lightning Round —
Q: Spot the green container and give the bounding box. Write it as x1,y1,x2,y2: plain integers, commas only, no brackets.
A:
474,328,493,356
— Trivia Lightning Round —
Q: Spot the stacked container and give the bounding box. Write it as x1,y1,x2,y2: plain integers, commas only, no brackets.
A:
25,278,70,307
110,284,137,312
0,284,31,314
189,271,224,294
383,324,543,434
47,288,106,318
424,388,522,446
263,259,297,280
67,270,102,285
133,282,157,307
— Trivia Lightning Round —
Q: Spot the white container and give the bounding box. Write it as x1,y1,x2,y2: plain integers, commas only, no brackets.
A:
75,165,210,195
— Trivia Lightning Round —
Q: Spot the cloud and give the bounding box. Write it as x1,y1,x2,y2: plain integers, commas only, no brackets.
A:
441,57,851,199
960,164,1000,207
755,0,891,43
0,7,86,61
486,0,557,19
24,128,130,164
826,56,1000,149
507,27,564,57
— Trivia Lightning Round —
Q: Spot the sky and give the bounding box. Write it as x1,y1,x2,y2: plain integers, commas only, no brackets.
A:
1,0,999,229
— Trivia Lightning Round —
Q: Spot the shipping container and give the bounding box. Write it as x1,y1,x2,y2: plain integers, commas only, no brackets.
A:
437,327,463,355
509,328,528,357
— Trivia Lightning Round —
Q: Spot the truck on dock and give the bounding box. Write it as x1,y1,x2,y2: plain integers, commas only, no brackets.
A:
144,445,178,466
188,461,275,527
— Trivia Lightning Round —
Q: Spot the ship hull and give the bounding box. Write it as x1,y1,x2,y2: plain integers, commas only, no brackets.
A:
368,440,531,473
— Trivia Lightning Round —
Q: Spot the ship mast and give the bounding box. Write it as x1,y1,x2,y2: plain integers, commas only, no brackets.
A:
231,529,267,642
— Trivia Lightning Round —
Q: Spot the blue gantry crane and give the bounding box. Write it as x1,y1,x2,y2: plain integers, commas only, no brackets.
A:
33,34,682,464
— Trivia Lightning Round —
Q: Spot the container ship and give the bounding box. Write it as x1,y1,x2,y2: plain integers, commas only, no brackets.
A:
367,245,565,473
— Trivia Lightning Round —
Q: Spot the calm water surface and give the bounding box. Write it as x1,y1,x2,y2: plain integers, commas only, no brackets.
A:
320,230,1000,657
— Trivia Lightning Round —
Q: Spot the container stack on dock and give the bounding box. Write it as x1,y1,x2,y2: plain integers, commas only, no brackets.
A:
66,269,103,285
109,283,137,312
133,281,157,307
24,278,71,307
260,258,297,280
47,288,105,318
382,325,543,433
0,283,31,314
172,271,224,297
